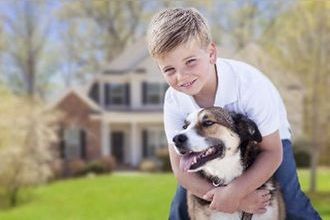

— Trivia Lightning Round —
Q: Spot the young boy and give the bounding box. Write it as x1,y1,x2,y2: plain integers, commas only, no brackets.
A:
147,7,321,220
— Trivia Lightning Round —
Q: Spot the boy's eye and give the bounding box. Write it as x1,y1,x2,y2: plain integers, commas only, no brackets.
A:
202,120,215,127
186,59,196,66
164,68,175,75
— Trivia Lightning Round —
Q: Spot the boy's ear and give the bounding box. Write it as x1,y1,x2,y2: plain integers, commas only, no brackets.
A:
208,42,217,64
230,112,262,143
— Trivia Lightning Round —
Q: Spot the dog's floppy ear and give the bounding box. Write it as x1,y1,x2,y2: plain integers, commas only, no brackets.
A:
230,112,262,143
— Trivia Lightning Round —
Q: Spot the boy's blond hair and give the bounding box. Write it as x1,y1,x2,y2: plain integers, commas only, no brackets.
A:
147,7,211,58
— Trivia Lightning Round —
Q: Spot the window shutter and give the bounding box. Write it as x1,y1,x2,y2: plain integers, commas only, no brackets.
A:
142,130,148,158
105,83,111,106
126,83,130,106
142,82,147,104
59,127,65,159
88,83,100,104
80,129,87,160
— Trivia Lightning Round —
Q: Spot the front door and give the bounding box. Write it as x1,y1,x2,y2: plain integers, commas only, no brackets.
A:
111,131,124,164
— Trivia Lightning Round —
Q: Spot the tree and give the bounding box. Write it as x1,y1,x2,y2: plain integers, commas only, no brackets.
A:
55,0,212,85
0,85,60,207
0,0,58,99
264,1,330,192
55,0,146,85
209,0,288,51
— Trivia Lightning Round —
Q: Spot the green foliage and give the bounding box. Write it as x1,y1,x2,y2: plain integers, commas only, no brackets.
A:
264,1,330,141
263,1,330,191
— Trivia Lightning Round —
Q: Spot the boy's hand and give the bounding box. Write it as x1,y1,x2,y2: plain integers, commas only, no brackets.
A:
203,184,244,213
239,189,271,214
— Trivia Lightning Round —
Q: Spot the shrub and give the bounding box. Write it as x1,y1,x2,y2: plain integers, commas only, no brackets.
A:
293,139,311,168
155,147,172,172
294,151,311,168
84,160,105,174
49,159,64,180
67,159,86,176
80,156,117,176
139,159,160,172
99,155,117,172
0,91,59,207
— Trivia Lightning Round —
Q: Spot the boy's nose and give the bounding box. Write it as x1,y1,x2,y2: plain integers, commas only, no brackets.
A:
177,69,189,79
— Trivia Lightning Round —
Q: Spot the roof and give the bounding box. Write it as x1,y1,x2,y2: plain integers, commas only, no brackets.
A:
103,38,149,74
48,87,101,112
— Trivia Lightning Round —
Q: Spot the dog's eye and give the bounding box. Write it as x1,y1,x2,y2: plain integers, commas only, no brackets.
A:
202,120,215,127
182,124,188,129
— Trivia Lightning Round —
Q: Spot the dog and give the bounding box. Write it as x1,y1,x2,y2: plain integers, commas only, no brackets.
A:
172,107,285,220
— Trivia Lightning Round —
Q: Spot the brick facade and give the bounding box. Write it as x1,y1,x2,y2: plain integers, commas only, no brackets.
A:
55,92,101,161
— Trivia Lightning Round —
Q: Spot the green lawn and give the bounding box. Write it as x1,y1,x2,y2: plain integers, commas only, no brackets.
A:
0,168,329,220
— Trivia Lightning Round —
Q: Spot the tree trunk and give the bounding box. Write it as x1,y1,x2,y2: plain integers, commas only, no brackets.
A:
9,187,19,207
309,83,319,193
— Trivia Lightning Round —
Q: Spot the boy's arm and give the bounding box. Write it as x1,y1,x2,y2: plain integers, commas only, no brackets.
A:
206,130,283,212
168,143,214,199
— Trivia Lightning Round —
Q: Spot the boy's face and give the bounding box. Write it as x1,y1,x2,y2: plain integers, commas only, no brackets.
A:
155,40,217,96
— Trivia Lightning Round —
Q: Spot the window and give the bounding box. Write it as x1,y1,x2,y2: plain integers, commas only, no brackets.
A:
105,83,129,106
111,84,125,104
143,127,167,158
143,83,168,105
63,127,86,160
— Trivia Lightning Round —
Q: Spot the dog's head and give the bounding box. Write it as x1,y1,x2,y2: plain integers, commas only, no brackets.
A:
172,107,262,172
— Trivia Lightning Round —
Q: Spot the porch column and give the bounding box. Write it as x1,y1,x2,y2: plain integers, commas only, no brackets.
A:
99,80,105,108
130,123,140,166
101,120,110,156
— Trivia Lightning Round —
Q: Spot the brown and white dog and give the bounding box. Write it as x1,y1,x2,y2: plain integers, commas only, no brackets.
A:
172,107,285,220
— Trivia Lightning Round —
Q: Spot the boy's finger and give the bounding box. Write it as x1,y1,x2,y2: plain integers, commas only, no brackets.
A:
209,200,217,210
203,193,213,201
203,189,215,200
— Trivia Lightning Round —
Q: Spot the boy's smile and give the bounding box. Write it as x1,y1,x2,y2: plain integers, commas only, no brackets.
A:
155,40,218,104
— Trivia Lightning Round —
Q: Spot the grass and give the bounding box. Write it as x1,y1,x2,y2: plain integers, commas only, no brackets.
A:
0,168,329,220
298,168,330,219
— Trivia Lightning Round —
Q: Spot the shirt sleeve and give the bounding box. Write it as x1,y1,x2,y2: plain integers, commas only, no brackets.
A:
242,78,280,137
163,89,185,144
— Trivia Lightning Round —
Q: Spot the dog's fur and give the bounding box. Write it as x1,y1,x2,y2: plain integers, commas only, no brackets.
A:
172,107,285,220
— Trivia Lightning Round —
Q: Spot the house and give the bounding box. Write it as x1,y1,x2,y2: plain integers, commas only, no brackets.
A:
52,38,168,170
52,39,304,172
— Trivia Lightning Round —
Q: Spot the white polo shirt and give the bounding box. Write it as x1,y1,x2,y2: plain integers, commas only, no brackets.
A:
163,58,291,144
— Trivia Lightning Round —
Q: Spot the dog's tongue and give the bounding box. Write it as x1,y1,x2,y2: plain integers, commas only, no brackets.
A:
180,153,198,172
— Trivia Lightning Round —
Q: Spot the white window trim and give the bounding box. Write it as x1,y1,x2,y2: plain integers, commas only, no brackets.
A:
145,83,167,106
144,126,167,158
63,126,82,160
109,84,126,106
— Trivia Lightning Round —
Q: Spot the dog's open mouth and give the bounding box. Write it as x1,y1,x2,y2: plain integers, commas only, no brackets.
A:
180,145,224,172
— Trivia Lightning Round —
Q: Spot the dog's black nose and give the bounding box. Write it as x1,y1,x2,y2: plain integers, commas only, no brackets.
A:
172,134,187,146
